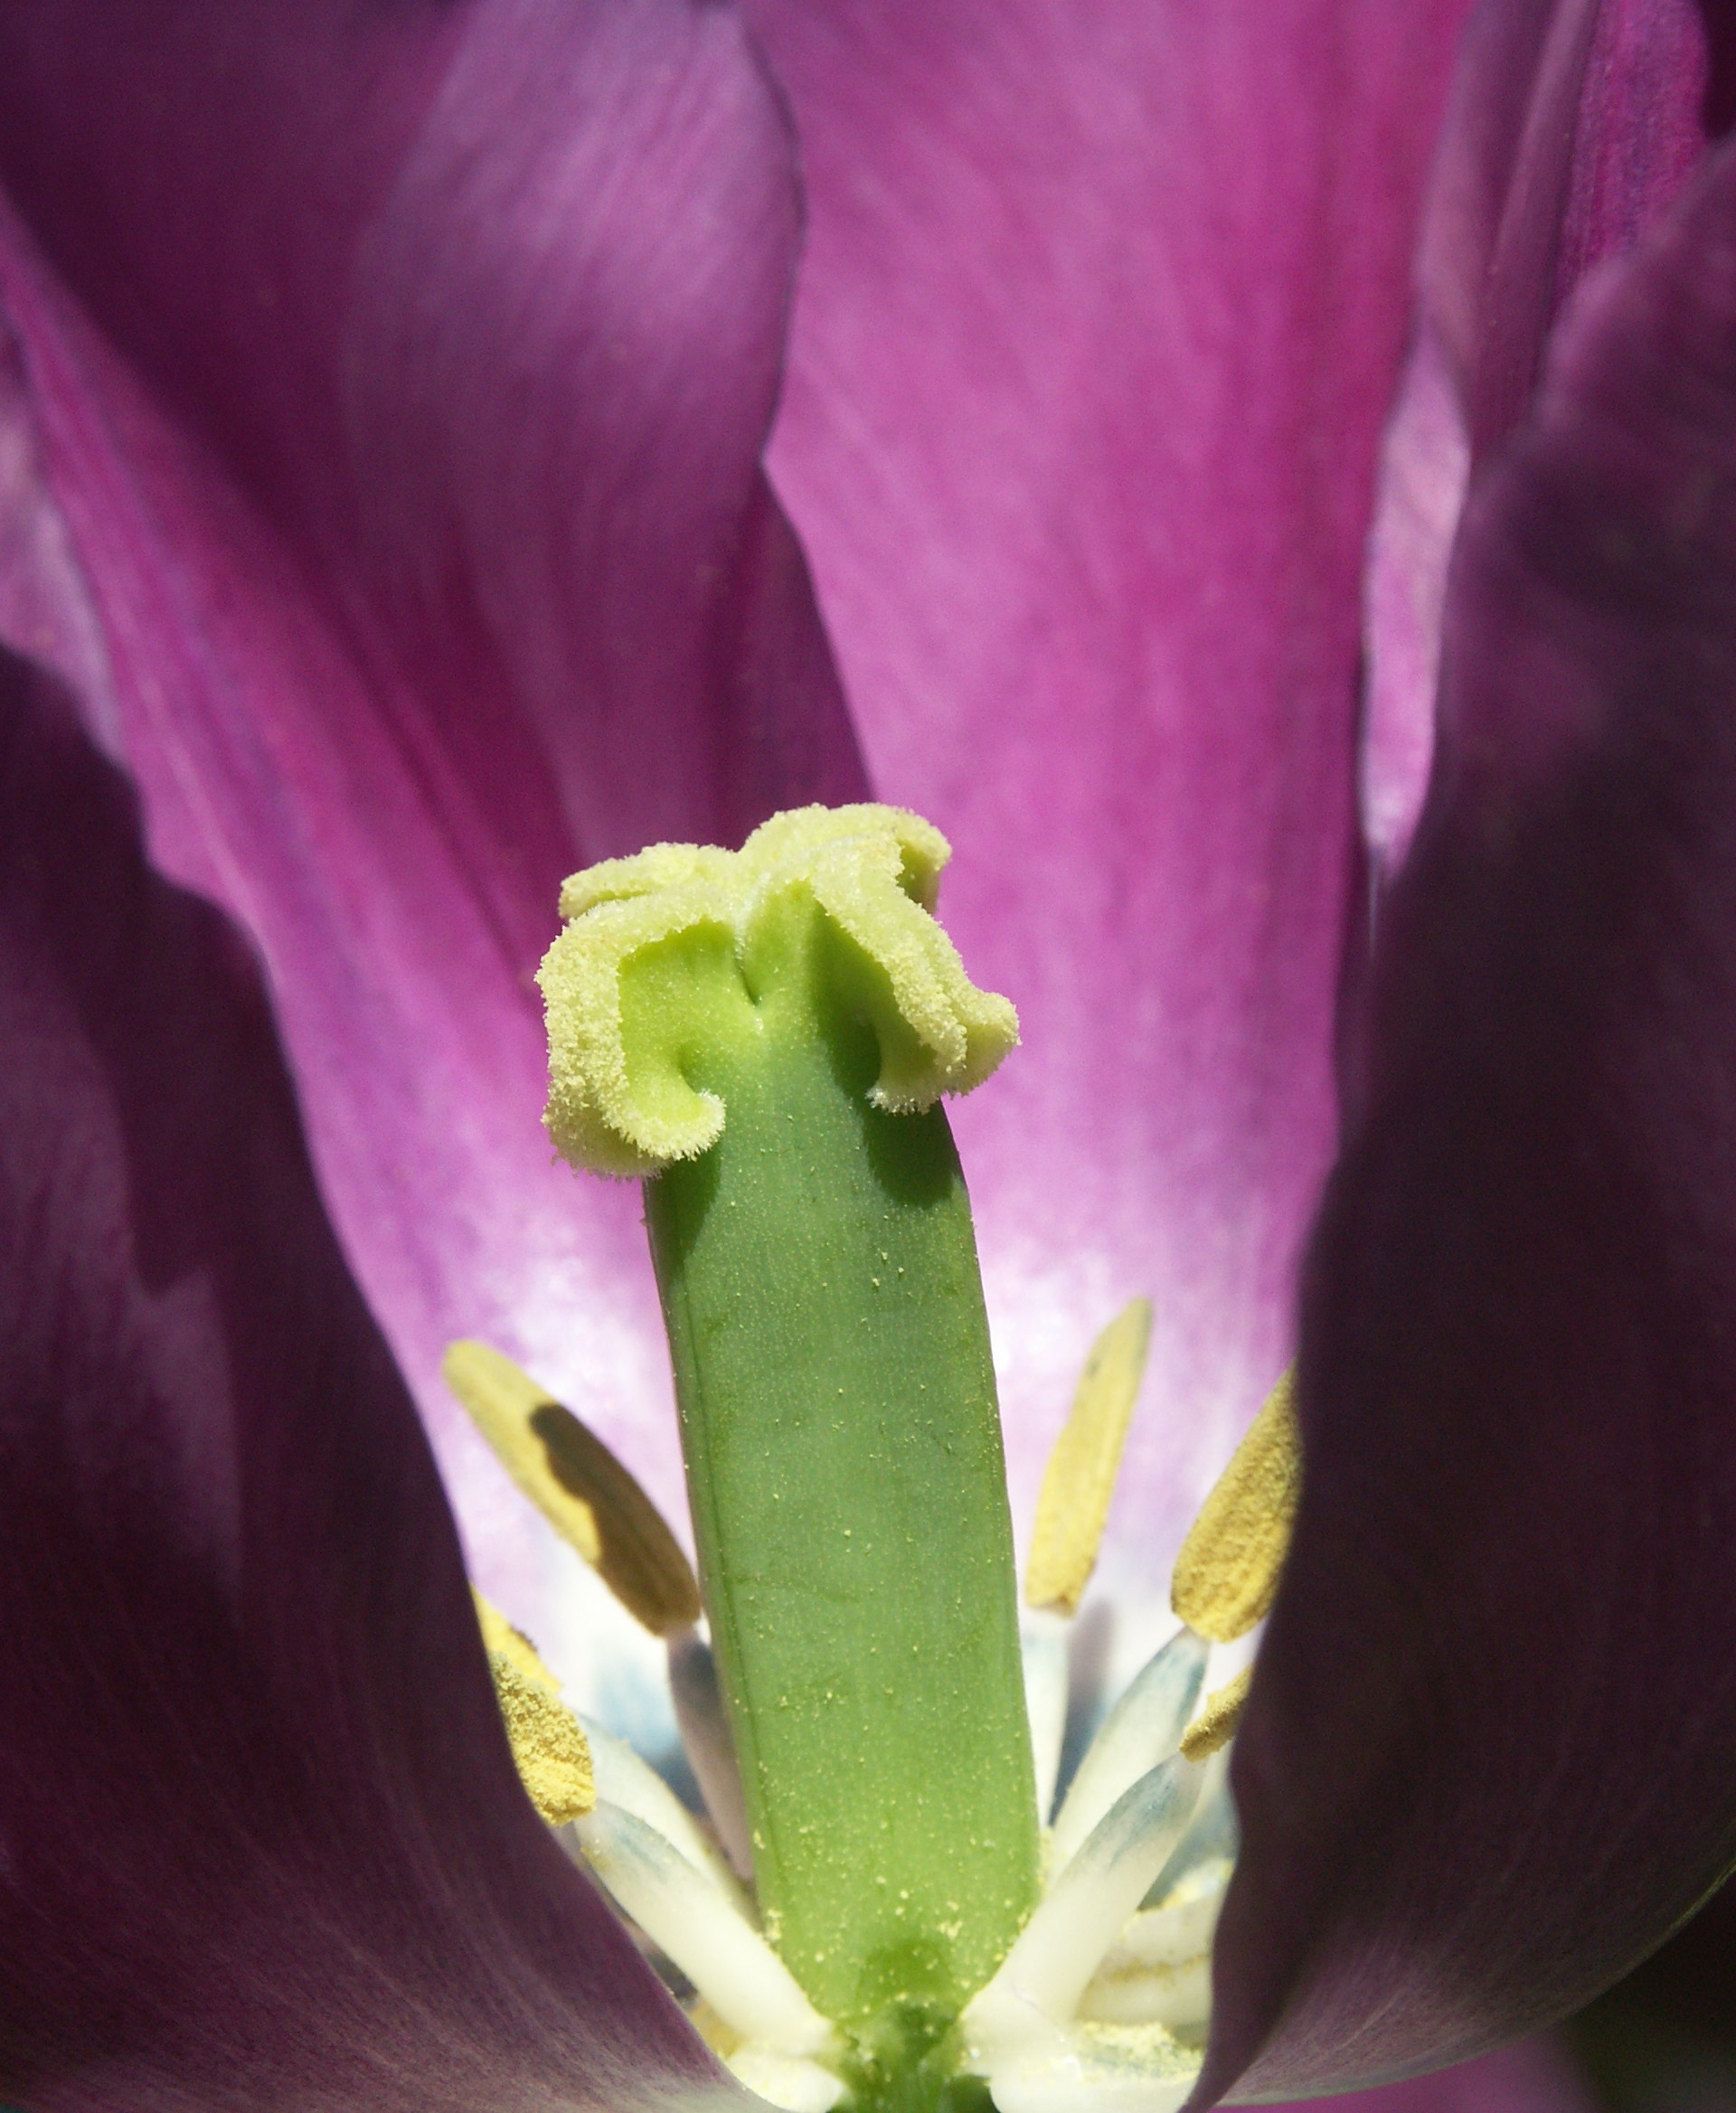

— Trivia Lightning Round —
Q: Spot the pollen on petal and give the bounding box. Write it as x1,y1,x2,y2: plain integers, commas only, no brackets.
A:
1169,1367,1300,1642
1179,1667,1252,1762
445,1340,702,1634
538,804,1017,1175
474,1592,596,1824
1025,1300,1152,1615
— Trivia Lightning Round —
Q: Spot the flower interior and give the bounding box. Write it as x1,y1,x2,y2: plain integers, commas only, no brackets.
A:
447,804,1299,2113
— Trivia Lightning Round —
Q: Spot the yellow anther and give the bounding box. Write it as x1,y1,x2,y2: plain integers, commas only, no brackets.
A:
538,803,1019,1175
473,1591,596,1824
1024,1300,1152,1615
445,1340,702,1636
1179,1667,1252,1762
474,1588,558,1686
1170,1367,1301,1643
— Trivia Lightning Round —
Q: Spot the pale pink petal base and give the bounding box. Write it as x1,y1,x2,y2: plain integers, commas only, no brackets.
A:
745,0,1474,1641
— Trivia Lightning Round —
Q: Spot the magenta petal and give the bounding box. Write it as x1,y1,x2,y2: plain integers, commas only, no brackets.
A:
1363,0,1712,876
0,655,722,2108
1206,136,1736,2101
741,0,1474,1581
0,1,865,1643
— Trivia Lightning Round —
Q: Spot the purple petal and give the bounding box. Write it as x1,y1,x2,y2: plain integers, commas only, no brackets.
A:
1363,0,1712,877
1291,2038,1600,2113
741,0,1475,1604
1207,132,1736,2101
0,653,722,2108
0,1,865,1663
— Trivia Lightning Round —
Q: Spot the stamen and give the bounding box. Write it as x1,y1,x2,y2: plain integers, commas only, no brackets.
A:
1169,1367,1299,1643
576,1707,748,1911
665,1625,754,1877
574,1801,836,2058
1050,1629,1207,1872
444,1340,701,1635
1143,1746,1237,1909
474,1589,558,1685
1022,1608,1072,1826
474,1594,595,1825
1178,1668,1251,1761
964,1753,1203,2047
1079,1886,1225,2031
1024,1300,1152,1617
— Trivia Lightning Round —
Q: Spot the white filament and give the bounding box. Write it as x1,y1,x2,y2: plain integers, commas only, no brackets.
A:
577,1711,749,1913
965,1753,1203,2052
1144,1746,1237,1909
1050,1628,1206,1873
1022,1608,1071,1825
727,2047,845,2112
574,1801,834,2054
666,1627,755,1878
1079,1884,1225,2031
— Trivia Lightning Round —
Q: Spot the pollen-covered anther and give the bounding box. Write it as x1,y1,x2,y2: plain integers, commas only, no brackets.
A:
1025,1299,1152,1616
537,803,1018,1175
1169,1366,1301,1643
444,1340,702,1635
474,1592,596,1825
1179,1666,1252,1762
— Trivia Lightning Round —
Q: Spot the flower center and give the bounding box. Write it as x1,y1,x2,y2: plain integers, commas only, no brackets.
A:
454,805,1300,2113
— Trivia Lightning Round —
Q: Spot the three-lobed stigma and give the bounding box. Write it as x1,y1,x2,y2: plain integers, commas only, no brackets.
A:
536,804,1019,1175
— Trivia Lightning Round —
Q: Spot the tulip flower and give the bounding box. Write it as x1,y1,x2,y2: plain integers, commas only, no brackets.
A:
2,0,1733,2108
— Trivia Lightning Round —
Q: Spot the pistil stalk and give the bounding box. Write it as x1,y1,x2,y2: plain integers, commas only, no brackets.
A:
538,807,1040,2039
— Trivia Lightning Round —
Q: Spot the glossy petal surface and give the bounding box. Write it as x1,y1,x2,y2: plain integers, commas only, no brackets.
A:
1212,135,1736,2101
0,654,723,2110
744,0,1472,1622
0,0,865,1711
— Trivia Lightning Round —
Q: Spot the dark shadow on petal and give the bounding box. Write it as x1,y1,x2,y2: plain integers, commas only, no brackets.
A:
1568,1879,1736,2112
1699,1,1736,133
0,647,724,2109
1205,136,1736,2106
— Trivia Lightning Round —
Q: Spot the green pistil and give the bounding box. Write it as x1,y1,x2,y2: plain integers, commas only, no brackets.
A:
539,807,1039,2033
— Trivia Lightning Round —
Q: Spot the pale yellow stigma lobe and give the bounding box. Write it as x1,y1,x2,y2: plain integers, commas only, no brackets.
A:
538,803,1019,1176
1025,1299,1152,1615
474,1591,596,1824
1170,1368,1301,1643
445,1341,702,1636
1179,1666,1252,1761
